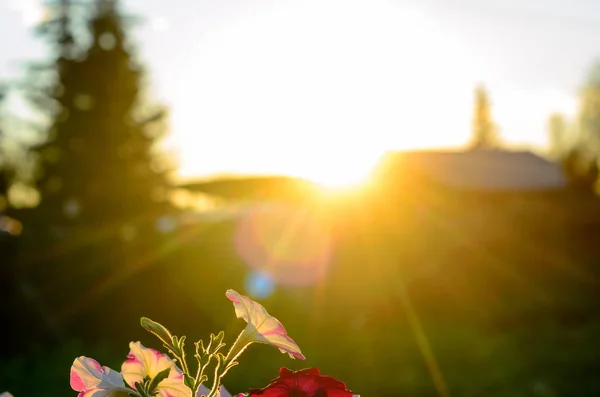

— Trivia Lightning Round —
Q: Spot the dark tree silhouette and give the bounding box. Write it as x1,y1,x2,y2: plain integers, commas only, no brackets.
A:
471,84,497,149
27,0,172,226
561,147,598,193
13,0,176,346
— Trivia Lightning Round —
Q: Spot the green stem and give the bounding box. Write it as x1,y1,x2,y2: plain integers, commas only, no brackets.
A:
225,328,255,364
207,359,222,397
193,364,202,394
205,329,255,397
194,355,211,396
175,346,191,376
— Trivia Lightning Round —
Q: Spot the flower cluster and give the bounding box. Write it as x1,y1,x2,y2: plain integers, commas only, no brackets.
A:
65,289,358,397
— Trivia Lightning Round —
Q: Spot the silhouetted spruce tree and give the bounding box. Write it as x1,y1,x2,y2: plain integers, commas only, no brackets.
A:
0,84,21,356
24,0,82,224
471,84,497,149
16,0,174,345
30,0,172,226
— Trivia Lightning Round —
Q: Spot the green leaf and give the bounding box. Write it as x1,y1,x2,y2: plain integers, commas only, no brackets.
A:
184,373,195,390
209,332,226,354
200,353,211,367
226,360,239,371
140,317,174,347
194,341,202,358
134,381,147,397
147,367,172,395
171,336,180,351
170,335,186,357
163,342,179,360
198,340,207,355
213,331,225,346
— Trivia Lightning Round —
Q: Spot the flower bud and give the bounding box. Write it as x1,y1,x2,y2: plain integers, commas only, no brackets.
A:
140,317,173,346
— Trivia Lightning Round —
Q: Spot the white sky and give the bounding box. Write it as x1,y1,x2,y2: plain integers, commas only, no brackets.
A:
1,0,599,184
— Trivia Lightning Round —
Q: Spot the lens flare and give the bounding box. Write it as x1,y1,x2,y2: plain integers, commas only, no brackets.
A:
234,203,331,287
245,270,276,299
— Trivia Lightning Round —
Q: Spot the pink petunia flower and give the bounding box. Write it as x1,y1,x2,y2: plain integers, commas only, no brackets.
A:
226,289,305,360
70,356,131,397
71,342,191,397
121,341,191,397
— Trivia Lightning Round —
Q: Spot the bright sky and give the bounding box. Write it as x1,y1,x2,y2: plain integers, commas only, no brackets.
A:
1,0,599,185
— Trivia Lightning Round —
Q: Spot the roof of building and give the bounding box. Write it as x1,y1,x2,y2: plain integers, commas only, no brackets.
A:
377,148,567,191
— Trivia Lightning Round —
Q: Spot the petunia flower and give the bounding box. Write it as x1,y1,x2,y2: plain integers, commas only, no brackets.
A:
70,356,131,397
121,341,191,397
0,392,14,397
226,289,305,360
247,368,357,397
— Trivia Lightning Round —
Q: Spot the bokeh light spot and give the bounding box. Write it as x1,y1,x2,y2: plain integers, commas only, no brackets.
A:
245,270,276,300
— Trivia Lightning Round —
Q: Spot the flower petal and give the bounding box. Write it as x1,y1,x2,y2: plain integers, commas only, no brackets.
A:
78,390,132,397
70,357,127,393
197,384,210,397
0,392,14,397
247,385,289,397
248,368,355,397
154,377,192,397
121,341,183,388
226,289,305,360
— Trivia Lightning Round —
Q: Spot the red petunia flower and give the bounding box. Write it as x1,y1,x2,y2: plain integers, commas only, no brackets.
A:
247,368,357,397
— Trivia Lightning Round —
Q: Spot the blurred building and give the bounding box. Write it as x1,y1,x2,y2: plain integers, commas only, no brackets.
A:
373,147,567,192
369,148,600,315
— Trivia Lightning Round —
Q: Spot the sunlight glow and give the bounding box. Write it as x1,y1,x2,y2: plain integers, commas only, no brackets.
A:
171,0,483,184
493,88,579,146
6,0,47,26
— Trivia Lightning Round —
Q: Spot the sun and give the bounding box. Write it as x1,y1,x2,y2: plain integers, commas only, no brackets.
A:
170,0,481,186
286,148,382,190
6,0,49,26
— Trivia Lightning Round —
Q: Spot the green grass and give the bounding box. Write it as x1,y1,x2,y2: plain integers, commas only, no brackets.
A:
5,192,600,396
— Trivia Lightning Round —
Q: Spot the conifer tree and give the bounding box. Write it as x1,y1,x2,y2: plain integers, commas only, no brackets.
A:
17,0,175,343
29,0,172,226
471,84,497,149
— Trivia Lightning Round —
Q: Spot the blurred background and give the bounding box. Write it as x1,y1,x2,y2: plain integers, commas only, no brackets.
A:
1,0,600,396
